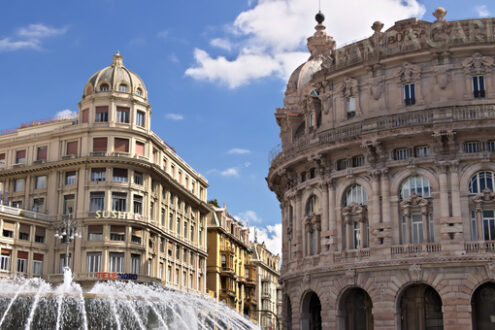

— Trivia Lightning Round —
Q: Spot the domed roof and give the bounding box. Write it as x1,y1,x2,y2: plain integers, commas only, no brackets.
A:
83,52,147,99
285,58,323,96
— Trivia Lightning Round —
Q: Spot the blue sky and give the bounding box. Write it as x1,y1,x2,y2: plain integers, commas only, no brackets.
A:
1,0,493,254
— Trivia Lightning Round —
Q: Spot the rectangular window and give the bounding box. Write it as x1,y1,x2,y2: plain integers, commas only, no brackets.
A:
0,249,11,271
352,155,364,167
110,226,126,241
177,218,181,235
176,246,180,260
131,228,142,244
59,254,71,273
16,150,26,164
168,242,173,257
394,148,409,160
190,224,194,242
11,200,22,208
0,153,5,164
91,168,106,182
13,178,24,192
88,225,103,241
136,111,145,127
66,141,78,156
414,145,429,158
471,211,478,241
19,225,29,240
36,146,47,161
114,138,129,153
82,109,89,123
86,252,102,273
483,210,495,241
404,84,416,106
108,252,124,272
63,194,75,215
464,141,481,153
33,254,43,275
337,159,347,171
183,222,188,238
17,251,28,273
113,168,128,182
135,141,145,156
34,175,46,189
168,265,172,282
473,76,486,98
32,198,44,212
65,171,76,185
134,171,143,185
411,213,424,244
35,227,45,243
116,107,130,123
131,254,140,274
93,137,108,153
169,213,174,231
112,192,127,211
161,208,165,226
352,222,361,249
95,106,108,122
346,97,356,119
300,171,306,183
488,141,495,152
133,195,143,215
90,192,105,212
150,201,154,219
428,213,434,242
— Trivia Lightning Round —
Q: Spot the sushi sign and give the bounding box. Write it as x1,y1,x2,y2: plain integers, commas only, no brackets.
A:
96,272,138,280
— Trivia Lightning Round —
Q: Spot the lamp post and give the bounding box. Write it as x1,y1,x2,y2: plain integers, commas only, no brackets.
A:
54,209,81,273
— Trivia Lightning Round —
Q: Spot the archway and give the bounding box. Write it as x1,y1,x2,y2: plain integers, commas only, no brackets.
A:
471,282,495,329
301,291,321,330
285,295,292,330
398,284,443,330
338,287,373,330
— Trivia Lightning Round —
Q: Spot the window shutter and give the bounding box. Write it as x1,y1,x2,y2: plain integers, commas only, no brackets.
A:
1,249,11,255
93,138,108,152
35,227,45,236
16,150,26,160
117,106,130,114
3,222,14,231
82,109,89,123
0,153,5,160
33,253,44,261
17,251,28,259
111,225,126,235
37,146,47,161
114,138,129,152
88,225,103,234
67,141,78,155
95,106,108,113
135,142,145,156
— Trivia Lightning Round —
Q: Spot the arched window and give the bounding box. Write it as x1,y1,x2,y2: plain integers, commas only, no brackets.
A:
400,175,431,200
469,171,495,194
136,88,143,96
344,184,367,206
99,83,109,92
119,84,129,92
305,195,318,215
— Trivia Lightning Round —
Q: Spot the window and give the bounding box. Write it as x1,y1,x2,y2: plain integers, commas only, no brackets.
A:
473,75,485,98
108,252,124,272
82,109,89,123
483,210,495,240
134,171,143,185
99,83,109,92
95,106,108,122
11,201,21,209
36,146,47,161
150,201,154,219
66,141,78,156
169,213,174,231
352,155,365,167
19,225,29,240
344,184,367,206
300,172,306,183
35,227,45,243
136,111,145,127
177,218,181,235
133,195,143,214
86,252,101,273
13,178,24,192
337,159,348,171
119,84,128,93
400,176,431,199
113,168,128,182
15,150,26,164
309,168,316,179
414,145,429,157
90,192,105,212
91,168,106,182
168,265,172,282
88,225,103,241
112,192,127,211
92,137,107,153
3,223,14,238
464,141,481,153
32,254,43,275
63,194,75,215
411,214,424,244
17,251,28,273
0,249,11,271
136,88,143,96
176,246,181,260
65,171,76,185
0,153,5,164
135,141,145,156
35,175,46,189
32,198,44,212
346,97,356,119
352,222,361,249
394,148,409,160
469,171,495,194
114,138,129,153
161,208,165,226
305,195,318,215
404,84,416,106
116,107,130,123
131,254,140,274
488,141,495,152
110,226,125,241
190,224,195,242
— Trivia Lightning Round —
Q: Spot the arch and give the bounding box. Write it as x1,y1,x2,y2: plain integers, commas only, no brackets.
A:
468,171,495,194
343,184,367,207
397,283,443,330
389,167,439,200
305,194,319,215
460,162,495,194
337,286,373,330
99,82,110,92
118,83,129,93
300,290,321,330
336,177,372,209
471,281,495,330
284,294,293,330
399,175,432,200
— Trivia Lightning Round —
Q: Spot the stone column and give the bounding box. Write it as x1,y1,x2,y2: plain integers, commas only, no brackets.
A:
347,220,353,250
328,180,336,251
405,213,411,244
360,220,366,248
380,169,390,223
450,163,462,218
422,210,429,243
476,208,483,241
321,182,329,232
439,165,450,218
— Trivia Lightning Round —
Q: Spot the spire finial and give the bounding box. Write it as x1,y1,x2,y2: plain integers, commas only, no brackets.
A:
112,51,123,67
315,10,325,25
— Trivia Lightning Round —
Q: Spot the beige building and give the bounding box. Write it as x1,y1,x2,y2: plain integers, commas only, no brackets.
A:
206,203,258,321
267,8,495,330
0,52,210,294
251,241,281,330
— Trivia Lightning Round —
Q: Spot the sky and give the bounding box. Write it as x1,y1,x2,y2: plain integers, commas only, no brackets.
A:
1,0,494,255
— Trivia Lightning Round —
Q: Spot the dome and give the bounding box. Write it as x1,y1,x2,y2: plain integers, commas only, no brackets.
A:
83,52,147,99
285,58,323,96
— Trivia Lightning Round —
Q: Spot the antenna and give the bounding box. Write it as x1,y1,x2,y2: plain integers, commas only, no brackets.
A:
318,0,321,11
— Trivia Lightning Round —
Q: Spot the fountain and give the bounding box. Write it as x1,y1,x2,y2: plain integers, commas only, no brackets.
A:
0,268,259,330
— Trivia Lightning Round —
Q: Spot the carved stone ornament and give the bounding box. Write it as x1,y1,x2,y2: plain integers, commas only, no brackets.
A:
371,21,384,34
471,188,495,204
433,7,447,22
342,77,358,98
435,67,449,90
342,203,367,223
462,52,494,75
369,75,384,100
397,62,421,84
486,263,495,278
409,264,422,281
400,193,429,213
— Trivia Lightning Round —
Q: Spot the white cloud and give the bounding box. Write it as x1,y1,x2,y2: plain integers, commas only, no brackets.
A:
249,223,282,256
165,113,184,121
210,38,233,51
475,5,490,18
54,109,77,120
236,210,262,224
0,24,67,52
169,53,179,63
220,168,239,177
186,0,425,88
228,148,251,154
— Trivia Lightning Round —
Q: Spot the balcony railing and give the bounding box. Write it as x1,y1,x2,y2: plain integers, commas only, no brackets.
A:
464,241,495,252
391,243,441,256
0,204,52,221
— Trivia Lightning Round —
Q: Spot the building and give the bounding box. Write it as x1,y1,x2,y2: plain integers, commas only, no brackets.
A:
0,52,210,294
267,8,495,330
206,202,257,321
251,241,282,330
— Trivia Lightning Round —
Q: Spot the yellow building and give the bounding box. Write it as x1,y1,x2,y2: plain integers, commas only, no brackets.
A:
0,52,210,294
206,202,258,321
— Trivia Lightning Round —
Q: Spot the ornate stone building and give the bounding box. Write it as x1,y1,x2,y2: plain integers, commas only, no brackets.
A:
0,53,210,294
267,8,495,330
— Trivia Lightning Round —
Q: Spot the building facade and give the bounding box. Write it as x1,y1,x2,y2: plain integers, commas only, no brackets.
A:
0,53,210,294
251,241,282,330
206,203,258,321
267,8,495,330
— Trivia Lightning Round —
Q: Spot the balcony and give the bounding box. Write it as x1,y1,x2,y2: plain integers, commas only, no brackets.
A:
0,204,52,221
390,243,441,257
220,266,235,275
464,241,495,253
220,288,236,298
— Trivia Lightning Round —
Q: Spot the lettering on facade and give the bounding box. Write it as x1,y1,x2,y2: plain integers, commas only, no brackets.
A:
96,272,138,280
95,210,142,220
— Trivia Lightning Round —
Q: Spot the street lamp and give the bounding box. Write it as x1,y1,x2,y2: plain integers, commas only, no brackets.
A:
54,208,82,273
